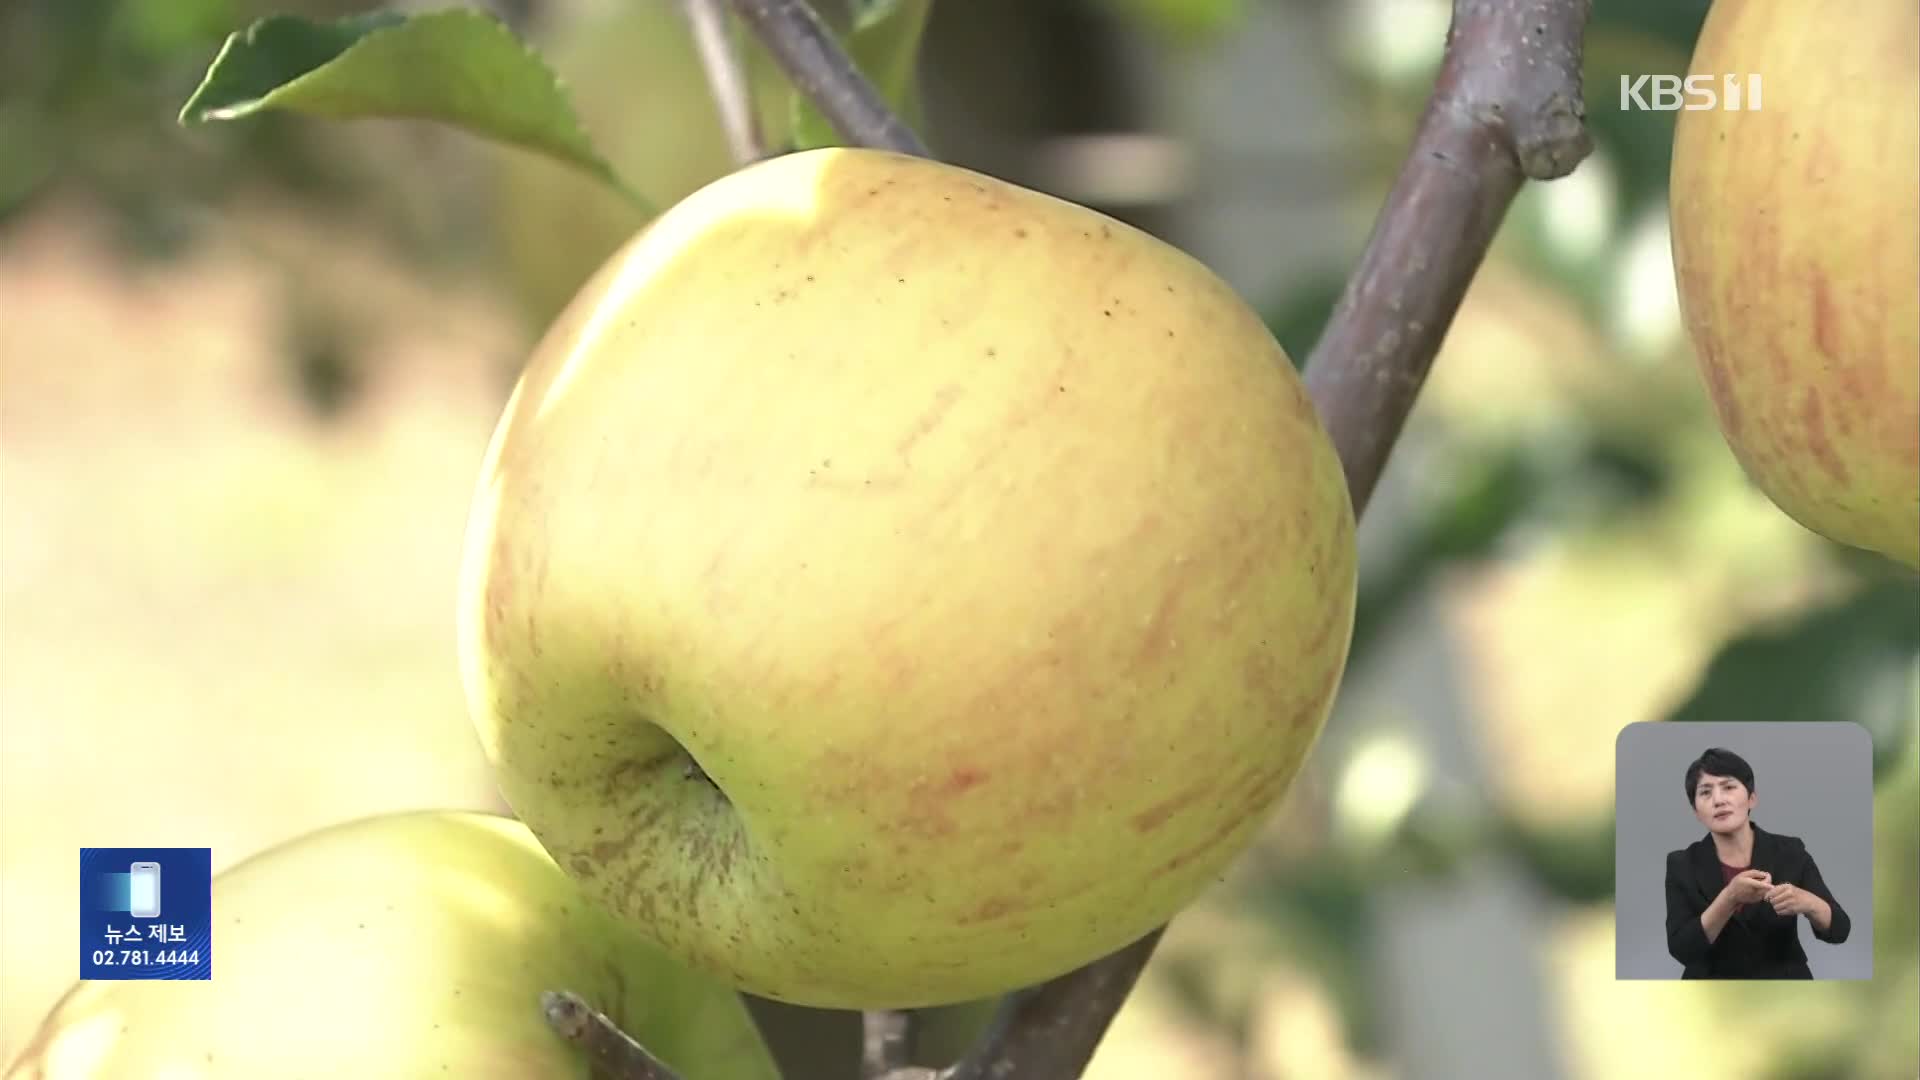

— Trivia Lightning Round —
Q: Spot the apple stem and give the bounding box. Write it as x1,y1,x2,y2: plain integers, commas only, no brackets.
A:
726,0,930,156
541,989,686,1079
680,0,768,165
920,1,1597,1076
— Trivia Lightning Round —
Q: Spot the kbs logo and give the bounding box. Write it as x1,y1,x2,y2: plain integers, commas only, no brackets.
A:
1619,74,1763,111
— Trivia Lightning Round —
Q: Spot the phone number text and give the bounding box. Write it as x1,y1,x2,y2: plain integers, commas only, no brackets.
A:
89,949,201,966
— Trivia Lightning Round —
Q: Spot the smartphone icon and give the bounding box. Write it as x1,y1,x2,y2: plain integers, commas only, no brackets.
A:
129,862,161,919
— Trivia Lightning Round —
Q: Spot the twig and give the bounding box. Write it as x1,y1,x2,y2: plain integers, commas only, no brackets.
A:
726,0,930,155
931,1,1595,1076
681,0,767,164
1305,0,1593,514
864,1010,914,1078
946,932,1162,1080
542,990,686,1080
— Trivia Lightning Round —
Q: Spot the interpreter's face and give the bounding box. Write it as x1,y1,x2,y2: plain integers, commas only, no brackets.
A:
1692,771,1755,835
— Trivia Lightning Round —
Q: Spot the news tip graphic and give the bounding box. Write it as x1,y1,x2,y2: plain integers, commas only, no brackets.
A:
80,847,212,981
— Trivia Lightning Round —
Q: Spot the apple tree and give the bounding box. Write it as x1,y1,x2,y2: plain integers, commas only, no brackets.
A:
173,2,1593,1073
6,0,1912,1078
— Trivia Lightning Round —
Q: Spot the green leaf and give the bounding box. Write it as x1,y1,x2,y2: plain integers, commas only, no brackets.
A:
179,8,646,211
789,0,932,151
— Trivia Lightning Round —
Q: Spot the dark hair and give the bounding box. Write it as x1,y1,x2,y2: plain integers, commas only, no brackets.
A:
1685,747,1755,805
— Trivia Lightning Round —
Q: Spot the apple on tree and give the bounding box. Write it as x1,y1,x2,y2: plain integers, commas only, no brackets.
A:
3,811,778,1079
1669,0,1919,570
456,146,1359,1010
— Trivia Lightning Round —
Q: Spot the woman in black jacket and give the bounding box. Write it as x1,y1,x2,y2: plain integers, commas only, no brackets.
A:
1664,747,1851,978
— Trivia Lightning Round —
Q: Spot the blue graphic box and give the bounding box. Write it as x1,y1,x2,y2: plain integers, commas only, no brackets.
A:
80,847,212,980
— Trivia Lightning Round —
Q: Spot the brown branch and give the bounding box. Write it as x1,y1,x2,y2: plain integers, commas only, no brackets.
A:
945,932,1163,1080
727,0,930,156
682,0,767,164
1306,0,1592,514
929,1,1594,1076
542,990,686,1080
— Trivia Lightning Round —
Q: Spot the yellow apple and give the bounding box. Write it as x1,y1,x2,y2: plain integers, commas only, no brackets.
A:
1669,0,1920,569
3,812,777,1079
456,147,1358,1008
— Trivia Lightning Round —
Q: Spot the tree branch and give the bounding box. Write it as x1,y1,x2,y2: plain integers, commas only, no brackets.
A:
1305,0,1592,514
727,0,930,155
930,1,1594,1075
682,0,767,164
541,990,686,1080
945,932,1162,1080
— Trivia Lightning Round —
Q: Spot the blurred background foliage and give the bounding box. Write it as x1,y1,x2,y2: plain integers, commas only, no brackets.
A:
2,0,1914,1077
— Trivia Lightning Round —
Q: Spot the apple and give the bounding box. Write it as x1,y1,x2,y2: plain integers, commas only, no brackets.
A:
3,811,777,1079
1668,0,1920,570
456,147,1358,1008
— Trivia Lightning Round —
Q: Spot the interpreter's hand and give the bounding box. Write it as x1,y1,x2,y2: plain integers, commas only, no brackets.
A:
1765,882,1819,917
1722,869,1773,905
